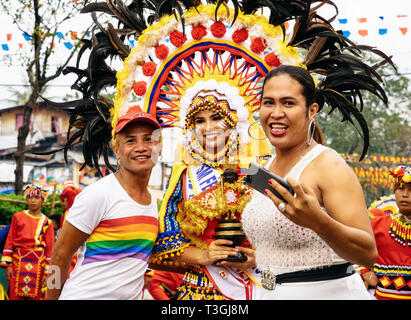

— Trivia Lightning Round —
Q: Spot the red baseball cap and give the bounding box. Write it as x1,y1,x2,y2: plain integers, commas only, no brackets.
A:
115,106,161,134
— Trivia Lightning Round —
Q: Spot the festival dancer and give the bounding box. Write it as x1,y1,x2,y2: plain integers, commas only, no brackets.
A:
359,166,411,300
59,179,81,228
58,179,82,275
0,184,54,300
149,80,270,300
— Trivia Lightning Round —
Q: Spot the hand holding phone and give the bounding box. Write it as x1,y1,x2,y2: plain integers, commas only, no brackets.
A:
245,163,294,203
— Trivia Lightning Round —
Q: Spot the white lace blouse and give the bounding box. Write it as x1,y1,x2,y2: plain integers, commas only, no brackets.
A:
241,144,346,274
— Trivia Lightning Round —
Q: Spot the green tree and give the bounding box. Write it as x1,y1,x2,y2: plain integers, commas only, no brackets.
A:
317,61,411,205
317,60,410,157
0,194,64,225
0,0,90,194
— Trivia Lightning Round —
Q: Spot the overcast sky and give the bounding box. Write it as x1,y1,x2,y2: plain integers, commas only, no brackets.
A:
0,0,410,108
323,0,411,73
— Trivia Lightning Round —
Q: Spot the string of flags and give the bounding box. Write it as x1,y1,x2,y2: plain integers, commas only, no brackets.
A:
352,167,394,189
336,14,408,38
341,153,411,189
341,154,411,165
0,30,92,52
0,29,137,53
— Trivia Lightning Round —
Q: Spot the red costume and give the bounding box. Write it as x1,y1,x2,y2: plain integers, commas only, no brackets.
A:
1,210,55,300
58,180,82,275
59,180,82,227
369,209,411,300
147,270,184,300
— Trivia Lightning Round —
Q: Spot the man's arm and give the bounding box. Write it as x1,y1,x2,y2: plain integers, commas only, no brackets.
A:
47,221,89,300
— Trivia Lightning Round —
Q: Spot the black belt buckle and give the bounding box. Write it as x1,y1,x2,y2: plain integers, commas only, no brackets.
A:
260,263,354,290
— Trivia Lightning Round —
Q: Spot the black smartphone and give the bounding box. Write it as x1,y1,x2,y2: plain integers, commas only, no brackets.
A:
245,162,295,203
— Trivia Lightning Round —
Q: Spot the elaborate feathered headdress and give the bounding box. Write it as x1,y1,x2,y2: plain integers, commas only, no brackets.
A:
47,0,394,171
23,184,48,201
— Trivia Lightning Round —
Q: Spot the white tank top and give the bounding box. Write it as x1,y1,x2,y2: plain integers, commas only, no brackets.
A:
241,144,346,274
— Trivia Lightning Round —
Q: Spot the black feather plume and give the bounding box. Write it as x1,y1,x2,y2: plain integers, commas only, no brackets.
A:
44,0,394,169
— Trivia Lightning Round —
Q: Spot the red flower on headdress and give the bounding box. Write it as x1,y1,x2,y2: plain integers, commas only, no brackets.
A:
250,37,267,54
155,44,169,60
232,29,248,43
142,61,157,76
128,105,143,114
210,21,226,38
170,31,187,47
133,81,147,96
264,53,281,67
192,25,207,40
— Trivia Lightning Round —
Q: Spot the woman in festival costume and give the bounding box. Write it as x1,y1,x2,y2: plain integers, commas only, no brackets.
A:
47,0,394,300
241,63,393,300
358,166,411,300
149,79,270,300
0,184,55,300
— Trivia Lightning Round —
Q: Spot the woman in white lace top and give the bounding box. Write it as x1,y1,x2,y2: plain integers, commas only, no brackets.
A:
241,65,378,299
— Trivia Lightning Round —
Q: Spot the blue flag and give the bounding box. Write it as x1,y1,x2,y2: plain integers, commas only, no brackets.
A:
64,42,73,49
22,32,31,41
342,30,351,38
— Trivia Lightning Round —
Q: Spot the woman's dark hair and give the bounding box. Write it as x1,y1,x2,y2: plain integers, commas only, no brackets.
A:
261,65,324,144
262,65,318,107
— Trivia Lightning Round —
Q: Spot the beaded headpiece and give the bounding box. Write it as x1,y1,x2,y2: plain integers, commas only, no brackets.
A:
390,165,411,189
179,79,253,166
46,1,394,170
23,184,48,201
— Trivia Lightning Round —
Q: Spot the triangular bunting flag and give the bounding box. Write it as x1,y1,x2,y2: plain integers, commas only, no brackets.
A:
358,30,368,37
22,32,31,41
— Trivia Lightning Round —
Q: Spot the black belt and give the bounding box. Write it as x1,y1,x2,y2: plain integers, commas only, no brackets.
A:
261,263,355,290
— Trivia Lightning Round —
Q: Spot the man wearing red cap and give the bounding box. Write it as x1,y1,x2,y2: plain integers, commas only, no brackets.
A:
47,107,162,300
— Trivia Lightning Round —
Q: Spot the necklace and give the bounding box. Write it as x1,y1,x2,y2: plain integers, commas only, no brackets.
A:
388,214,411,247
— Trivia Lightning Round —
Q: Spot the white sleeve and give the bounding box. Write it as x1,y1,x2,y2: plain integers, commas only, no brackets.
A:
65,183,107,235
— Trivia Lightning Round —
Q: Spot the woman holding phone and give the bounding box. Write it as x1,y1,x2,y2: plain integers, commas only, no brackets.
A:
242,64,387,299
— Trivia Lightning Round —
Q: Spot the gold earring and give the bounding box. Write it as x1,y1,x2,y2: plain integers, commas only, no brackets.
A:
247,121,267,141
